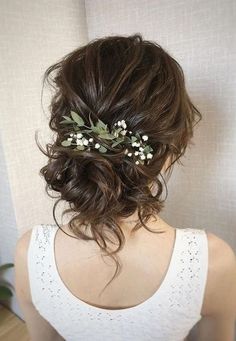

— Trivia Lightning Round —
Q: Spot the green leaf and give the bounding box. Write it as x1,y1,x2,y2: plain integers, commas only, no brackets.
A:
0,263,14,272
59,120,73,124
98,133,115,140
115,127,123,134
62,115,73,121
111,141,120,147
97,118,107,130
96,126,105,134
74,126,82,132
91,126,101,134
80,129,93,133
70,111,85,126
146,145,153,153
143,145,150,153
131,136,137,142
76,145,85,150
111,138,124,147
99,146,107,153
61,140,71,147
0,286,13,300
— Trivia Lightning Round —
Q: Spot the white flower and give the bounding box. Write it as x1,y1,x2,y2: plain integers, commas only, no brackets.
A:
142,135,148,141
139,147,144,152
76,139,83,146
124,149,129,154
129,131,132,134
140,154,146,160
135,142,140,147
121,120,127,129
117,121,121,126
120,130,127,136
95,143,100,149
135,160,140,164
89,138,93,142
77,133,83,138
67,137,72,141
127,152,132,157
134,151,139,156
146,153,153,159
69,133,74,137
131,142,137,147
83,139,89,146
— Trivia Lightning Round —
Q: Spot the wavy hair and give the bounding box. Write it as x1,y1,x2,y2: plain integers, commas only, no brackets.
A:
35,33,202,297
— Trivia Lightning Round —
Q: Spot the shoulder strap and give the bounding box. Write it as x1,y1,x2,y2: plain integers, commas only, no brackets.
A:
177,228,208,318
27,224,58,307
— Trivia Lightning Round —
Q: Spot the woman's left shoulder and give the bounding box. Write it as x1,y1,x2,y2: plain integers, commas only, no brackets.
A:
14,227,35,303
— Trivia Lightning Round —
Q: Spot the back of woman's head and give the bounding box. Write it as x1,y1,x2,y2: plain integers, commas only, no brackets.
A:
36,33,202,294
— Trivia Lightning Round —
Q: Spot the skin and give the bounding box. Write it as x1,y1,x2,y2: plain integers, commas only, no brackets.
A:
14,160,236,340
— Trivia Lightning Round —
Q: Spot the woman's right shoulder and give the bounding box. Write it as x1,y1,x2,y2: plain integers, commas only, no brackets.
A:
201,231,236,318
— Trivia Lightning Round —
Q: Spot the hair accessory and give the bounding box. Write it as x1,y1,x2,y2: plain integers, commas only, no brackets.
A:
59,111,154,165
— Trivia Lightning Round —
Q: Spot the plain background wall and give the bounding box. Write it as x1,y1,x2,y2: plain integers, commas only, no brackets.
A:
0,0,235,324
0,0,88,318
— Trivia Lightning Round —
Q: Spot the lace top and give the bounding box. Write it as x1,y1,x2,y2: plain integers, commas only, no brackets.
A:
27,224,208,341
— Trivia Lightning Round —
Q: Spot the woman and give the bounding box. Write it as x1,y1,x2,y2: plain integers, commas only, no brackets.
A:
14,34,236,341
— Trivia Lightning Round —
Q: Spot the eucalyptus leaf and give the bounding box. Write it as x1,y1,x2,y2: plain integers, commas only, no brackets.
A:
71,111,85,126
111,138,124,147
131,136,137,142
98,133,115,140
96,126,105,134
0,286,13,300
62,115,73,121
59,120,73,124
61,140,71,147
91,126,101,134
80,129,93,133
112,141,121,147
116,127,123,134
99,146,107,153
143,145,150,152
96,121,103,129
97,119,107,130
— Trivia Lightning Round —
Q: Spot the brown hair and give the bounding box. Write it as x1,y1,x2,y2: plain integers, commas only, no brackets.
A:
36,33,202,296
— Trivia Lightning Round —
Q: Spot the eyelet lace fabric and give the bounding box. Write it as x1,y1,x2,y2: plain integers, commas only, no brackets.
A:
27,225,208,341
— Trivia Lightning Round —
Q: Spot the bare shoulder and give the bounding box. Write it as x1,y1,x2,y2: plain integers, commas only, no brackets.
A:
187,231,236,340
14,227,34,302
15,228,33,252
201,231,236,318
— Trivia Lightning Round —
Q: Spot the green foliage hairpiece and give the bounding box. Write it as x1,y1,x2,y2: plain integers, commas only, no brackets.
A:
59,111,154,165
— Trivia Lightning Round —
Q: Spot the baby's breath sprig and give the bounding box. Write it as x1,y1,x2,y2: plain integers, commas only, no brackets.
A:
59,111,154,165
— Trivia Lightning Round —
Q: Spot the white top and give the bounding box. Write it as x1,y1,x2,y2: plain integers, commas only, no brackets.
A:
28,224,208,341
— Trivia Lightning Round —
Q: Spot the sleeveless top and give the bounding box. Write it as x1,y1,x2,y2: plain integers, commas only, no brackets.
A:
27,224,208,341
